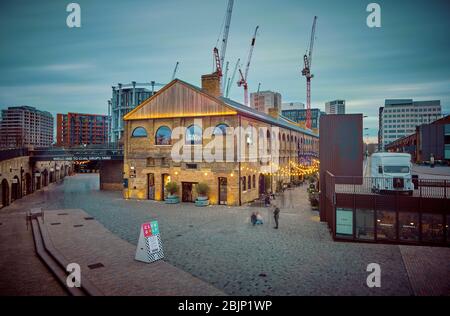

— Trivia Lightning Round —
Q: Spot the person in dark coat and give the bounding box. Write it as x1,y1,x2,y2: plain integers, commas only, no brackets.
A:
264,194,271,207
250,212,257,226
273,206,280,229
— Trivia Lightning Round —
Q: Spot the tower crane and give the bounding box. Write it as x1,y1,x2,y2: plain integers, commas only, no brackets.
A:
238,25,259,106
223,61,230,95
213,0,234,94
302,16,317,129
225,58,240,98
171,61,179,80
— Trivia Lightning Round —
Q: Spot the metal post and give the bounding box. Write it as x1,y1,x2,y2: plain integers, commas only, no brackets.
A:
132,81,136,107
117,83,122,140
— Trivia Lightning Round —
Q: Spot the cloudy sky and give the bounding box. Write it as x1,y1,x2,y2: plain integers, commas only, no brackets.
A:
1,0,449,141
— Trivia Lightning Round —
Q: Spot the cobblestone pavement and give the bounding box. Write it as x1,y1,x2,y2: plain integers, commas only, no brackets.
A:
41,209,224,295
2,174,449,296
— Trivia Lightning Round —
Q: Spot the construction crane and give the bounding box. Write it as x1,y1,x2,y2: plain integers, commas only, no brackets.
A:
238,26,259,106
213,0,234,94
171,61,179,80
257,83,261,93
225,58,240,98
302,16,318,129
223,61,230,95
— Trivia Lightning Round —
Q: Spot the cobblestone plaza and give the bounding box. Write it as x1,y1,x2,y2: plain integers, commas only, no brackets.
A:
1,174,448,296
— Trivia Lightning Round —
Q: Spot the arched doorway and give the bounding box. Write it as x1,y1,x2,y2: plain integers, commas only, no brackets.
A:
259,174,266,195
35,173,41,190
1,179,10,207
42,169,49,187
11,176,21,202
50,170,55,183
25,173,32,195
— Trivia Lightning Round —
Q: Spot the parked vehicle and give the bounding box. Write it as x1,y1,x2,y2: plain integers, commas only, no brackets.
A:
370,152,414,195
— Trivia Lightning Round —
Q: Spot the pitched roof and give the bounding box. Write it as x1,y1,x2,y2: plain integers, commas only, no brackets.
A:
125,78,318,137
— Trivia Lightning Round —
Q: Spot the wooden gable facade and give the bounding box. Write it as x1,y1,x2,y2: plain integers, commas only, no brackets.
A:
124,80,237,121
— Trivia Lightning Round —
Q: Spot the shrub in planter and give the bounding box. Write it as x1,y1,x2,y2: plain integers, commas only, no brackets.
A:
195,182,210,206
309,192,319,210
165,182,180,204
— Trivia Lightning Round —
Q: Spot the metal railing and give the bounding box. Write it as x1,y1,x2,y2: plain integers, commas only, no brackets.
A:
334,176,450,199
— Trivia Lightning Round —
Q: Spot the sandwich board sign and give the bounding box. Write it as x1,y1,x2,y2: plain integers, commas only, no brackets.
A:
135,220,164,263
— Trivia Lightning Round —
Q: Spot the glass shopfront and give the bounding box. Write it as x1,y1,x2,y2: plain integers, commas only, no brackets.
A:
355,209,375,240
399,212,420,242
376,210,397,241
421,213,444,242
334,207,448,245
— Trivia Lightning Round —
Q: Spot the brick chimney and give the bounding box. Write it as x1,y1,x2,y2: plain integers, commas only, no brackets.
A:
268,107,280,119
201,72,221,97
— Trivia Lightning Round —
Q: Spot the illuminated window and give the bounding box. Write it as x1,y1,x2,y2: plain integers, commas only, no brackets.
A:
186,125,202,145
421,213,444,242
155,126,172,145
132,127,147,138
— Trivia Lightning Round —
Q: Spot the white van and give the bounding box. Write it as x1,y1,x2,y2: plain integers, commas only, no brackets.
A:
370,152,414,195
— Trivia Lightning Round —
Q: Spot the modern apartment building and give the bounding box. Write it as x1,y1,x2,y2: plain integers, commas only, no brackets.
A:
250,91,282,114
0,106,53,149
109,82,155,143
281,108,325,129
56,112,109,147
281,102,305,111
325,100,345,114
379,99,442,150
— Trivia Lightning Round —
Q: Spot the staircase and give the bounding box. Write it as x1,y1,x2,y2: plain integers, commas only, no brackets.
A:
28,208,103,296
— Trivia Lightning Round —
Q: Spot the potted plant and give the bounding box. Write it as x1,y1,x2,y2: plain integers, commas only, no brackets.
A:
195,182,210,206
308,190,319,211
165,182,180,204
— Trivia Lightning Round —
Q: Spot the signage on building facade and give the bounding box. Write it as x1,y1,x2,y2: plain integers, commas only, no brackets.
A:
135,220,164,263
336,208,353,235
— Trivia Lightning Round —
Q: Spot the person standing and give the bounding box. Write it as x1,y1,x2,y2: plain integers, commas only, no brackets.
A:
273,206,280,229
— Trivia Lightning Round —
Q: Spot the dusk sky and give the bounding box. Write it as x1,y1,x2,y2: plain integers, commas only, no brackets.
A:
1,0,449,141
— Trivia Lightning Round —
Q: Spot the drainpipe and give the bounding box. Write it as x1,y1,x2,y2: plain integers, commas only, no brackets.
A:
238,115,241,206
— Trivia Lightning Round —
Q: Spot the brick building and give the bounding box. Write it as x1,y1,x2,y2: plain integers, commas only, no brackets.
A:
385,115,450,163
123,73,319,206
56,113,109,147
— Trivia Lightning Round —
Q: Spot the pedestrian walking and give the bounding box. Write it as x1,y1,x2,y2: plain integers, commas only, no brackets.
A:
264,194,271,207
273,206,280,229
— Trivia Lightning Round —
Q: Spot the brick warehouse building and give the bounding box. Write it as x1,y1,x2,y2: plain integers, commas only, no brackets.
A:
123,74,319,206
56,112,109,147
385,115,450,163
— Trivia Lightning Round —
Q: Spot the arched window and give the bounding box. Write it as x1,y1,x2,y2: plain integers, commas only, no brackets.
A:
155,126,172,145
213,123,229,136
242,176,246,191
248,175,251,189
186,125,202,145
132,127,147,138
